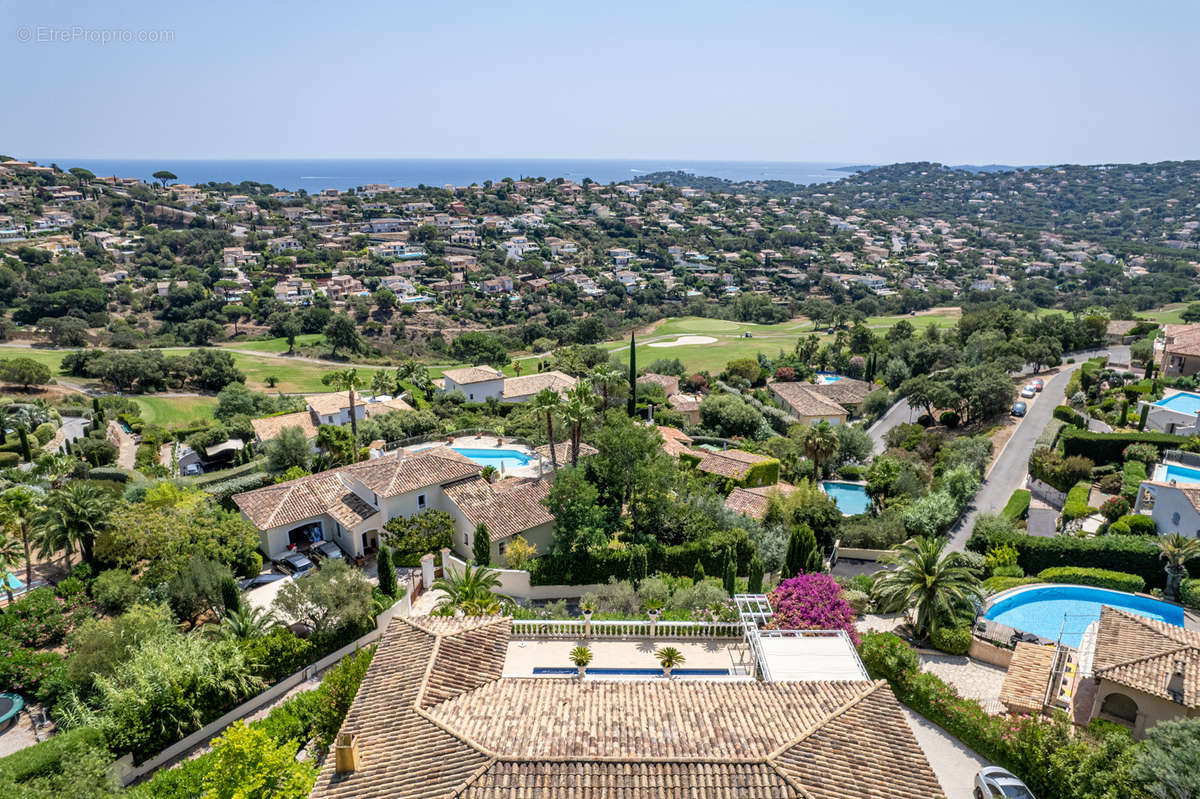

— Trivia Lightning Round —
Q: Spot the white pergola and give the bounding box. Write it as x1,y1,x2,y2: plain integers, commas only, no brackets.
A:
734,593,870,683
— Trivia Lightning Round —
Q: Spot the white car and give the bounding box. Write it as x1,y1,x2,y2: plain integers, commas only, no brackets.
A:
974,766,1036,799
1019,384,1037,398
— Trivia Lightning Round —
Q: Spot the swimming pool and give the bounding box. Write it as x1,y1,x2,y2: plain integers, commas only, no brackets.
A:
1155,462,1200,485
452,447,535,471
815,372,844,385
532,667,731,677
2,573,23,592
1155,391,1200,414
821,481,871,516
984,584,1184,648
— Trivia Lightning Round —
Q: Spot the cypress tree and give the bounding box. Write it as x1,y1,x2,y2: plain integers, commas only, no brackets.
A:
473,523,491,566
722,549,736,596
377,545,398,598
1138,404,1149,431
220,575,241,615
17,427,30,462
626,331,637,417
629,546,647,588
784,523,821,578
691,560,705,585
747,554,764,594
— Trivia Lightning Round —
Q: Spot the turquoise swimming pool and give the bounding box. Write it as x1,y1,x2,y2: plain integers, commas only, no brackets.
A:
1156,463,1200,485
984,584,1184,648
1155,391,1200,414
821,481,870,516
452,447,535,471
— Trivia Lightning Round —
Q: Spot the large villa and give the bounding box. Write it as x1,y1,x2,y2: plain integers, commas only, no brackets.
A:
309,613,947,799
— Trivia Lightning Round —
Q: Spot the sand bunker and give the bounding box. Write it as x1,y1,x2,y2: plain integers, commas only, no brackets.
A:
648,335,719,348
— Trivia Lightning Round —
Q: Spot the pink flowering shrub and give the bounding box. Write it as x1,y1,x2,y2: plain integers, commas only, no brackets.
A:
768,572,859,644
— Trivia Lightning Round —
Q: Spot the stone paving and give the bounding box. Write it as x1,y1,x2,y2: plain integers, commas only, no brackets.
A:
919,653,1007,714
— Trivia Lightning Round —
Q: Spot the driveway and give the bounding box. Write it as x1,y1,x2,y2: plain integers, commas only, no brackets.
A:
868,398,917,454
904,709,989,799
948,360,1085,550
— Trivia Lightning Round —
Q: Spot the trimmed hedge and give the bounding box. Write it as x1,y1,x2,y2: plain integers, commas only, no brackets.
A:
1052,405,1086,427
0,452,18,467
1182,578,1200,612
930,626,972,655
1037,566,1146,593
530,529,755,586
739,457,780,488
1121,460,1147,502
0,726,106,783
203,471,274,506
1062,480,1095,521
967,526,1192,590
87,466,134,483
1000,489,1031,522
1059,428,1186,466
983,576,1043,594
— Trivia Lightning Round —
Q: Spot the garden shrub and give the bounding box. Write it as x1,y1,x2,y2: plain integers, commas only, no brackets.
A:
0,587,91,648
239,628,316,684
1108,519,1131,535
90,569,141,614
990,564,1024,578
838,509,907,549
1052,405,1085,427
930,626,972,656
1037,567,1146,594
939,410,960,428
0,452,19,468
857,631,919,682
1122,442,1159,464
1121,460,1147,502
0,725,106,783
1029,448,1094,493
1060,428,1186,466
983,576,1043,594
1182,578,1200,612
1062,481,1096,521
33,422,56,446
1000,490,1031,522
86,466,131,484
769,573,859,644
1120,514,1157,535
1100,496,1130,523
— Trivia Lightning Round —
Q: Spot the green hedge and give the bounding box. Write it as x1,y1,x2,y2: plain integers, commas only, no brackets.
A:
531,529,754,586
1182,578,1200,612
0,726,106,783
1034,418,1067,452
983,576,1043,594
930,626,972,655
1059,428,1186,466
0,452,18,467
1121,460,1147,502
1110,513,1157,535
738,458,780,488
1062,480,1095,520
203,471,274,506
1000,489,1031,522
1052,405,1086,427
1037,566,1146,593
968,526,1192,590
87,466,133,483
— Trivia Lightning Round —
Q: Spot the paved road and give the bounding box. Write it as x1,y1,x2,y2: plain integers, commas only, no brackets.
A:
868,397,917,454
904,709,988,799
948,361,1085,550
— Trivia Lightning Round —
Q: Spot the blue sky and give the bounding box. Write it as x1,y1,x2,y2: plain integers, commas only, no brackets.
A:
3,0,1197,164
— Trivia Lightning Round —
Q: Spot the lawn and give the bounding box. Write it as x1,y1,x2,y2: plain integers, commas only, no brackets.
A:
220,333,327,354
132,396,219,426
1142,304,1186,325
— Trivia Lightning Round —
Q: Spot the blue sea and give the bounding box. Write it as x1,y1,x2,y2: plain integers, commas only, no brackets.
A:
30,158,854,193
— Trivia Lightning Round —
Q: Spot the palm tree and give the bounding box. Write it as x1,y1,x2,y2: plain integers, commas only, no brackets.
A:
322,368,364,461
430,563,504,615
36,482,116,569
395,360,434,403
655,646,686,678
797,421,839,478
872,537,983,640
0,531,23,603
570,645,593,678
531,387,563,470
1158,533,1200,600
0,486,41,588
561,384,595,466
32,452,81,490
370,369,395,398
219,605,277,641
590,363,623,410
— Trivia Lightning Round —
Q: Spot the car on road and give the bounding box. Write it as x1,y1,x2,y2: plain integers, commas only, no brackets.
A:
1028,377,1044,392
310,540,345,563
974,765,1036,798
276,552,315,578
1020,384,1037,398
1011,401,1027,417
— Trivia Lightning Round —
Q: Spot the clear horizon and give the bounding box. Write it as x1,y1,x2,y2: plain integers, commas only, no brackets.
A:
5,0,1198,164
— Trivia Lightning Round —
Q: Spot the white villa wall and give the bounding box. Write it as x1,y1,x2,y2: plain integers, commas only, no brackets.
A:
444,376,504,402
1138,399,1200,435
443,551,600,601
1146,484,1200,539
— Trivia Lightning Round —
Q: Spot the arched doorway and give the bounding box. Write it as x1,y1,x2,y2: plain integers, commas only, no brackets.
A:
1099,692,1139,726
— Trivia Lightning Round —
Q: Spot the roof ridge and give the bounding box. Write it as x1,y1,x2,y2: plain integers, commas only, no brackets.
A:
765,679,885,760
447,757,499,798
1097,643,1199,674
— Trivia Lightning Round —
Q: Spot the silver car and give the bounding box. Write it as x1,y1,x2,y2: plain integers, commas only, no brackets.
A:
974,766,1036,799
310,540,345,563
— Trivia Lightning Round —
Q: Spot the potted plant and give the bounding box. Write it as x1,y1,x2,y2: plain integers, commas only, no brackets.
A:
569,645,593,679
645,599,663,636
580,600,596,637
655,646,685,679
1158,533,1200,600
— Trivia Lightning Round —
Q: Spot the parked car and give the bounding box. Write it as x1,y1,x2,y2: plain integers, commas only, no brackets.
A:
1011,401,1027,417
1029,377,1044,392
276,552,315,578
239,572,287,591
974,766,1036,798
182,463,202,476
310,540,345,563
1020,384,1037,398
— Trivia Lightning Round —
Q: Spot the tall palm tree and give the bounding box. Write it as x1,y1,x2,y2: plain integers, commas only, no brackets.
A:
0,486,41,588
531,387,563,470
872,536,983,639
322,368,364,461
430,563,503,615
1158,533,1200,600
590,363,623,410
797,421,839,478
36,481,116,568
561,384,595,466
0,530,23,603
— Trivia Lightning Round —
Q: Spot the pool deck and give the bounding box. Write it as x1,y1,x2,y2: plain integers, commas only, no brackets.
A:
403,435,544,479
502,638,755,679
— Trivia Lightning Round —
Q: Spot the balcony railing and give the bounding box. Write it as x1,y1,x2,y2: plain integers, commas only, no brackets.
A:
509,619,744,639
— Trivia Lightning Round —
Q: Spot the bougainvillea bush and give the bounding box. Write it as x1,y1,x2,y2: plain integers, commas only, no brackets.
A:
768,572,859,644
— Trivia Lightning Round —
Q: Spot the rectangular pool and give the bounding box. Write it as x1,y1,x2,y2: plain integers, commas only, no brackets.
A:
820,481,871,516
532,667,731,677
1156,462,1200,485
1154,391,1200,414
452,447,535,471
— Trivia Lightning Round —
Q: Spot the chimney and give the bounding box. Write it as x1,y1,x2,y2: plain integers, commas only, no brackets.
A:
1167,659,1186,704
334,733,361,774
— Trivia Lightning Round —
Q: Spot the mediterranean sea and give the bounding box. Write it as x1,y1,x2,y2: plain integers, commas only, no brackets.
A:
29,158,853,193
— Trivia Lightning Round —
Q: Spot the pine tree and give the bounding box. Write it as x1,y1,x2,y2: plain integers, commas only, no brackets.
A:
626,331,637,417
784,523,822,578
747,553,764,594
376,545,398,598
629,546,647,588
722,549,736,596
692,560,705,585
473,523,491,567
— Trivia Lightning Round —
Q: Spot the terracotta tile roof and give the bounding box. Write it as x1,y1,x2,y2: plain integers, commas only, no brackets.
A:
311,616,945,799
657,425,697,458
637,372,681,396
697,448,775,480
1093,607,1200,707
345,447,480,497
443,365,504,385
441,476,553,541
250,410,317,443
363,396,414,416
810,377,873,405
724,483,796,520
532,441,597,462
668,393,700,412
1164,325,1200,358
999,643,1057,715
768,382,849,418
304,390,368,417
502,370,576,400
